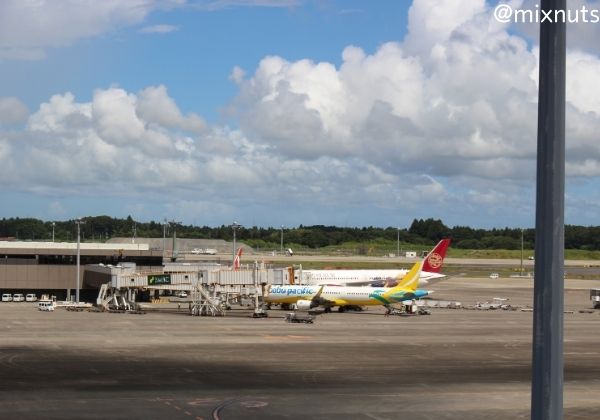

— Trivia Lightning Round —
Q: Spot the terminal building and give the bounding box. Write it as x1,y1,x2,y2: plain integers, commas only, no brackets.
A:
0,241,163,301
0,241,294,308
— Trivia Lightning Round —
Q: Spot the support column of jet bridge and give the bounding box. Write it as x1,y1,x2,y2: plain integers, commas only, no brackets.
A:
90,263,201,312
191,267,286,317
252,262,268,317
91,263,140,311
190,270,225,316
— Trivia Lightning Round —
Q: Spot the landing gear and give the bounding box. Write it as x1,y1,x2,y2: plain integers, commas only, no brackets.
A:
338,305,362,313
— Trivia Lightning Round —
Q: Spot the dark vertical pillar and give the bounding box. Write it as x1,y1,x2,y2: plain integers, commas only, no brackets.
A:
531,1,566,419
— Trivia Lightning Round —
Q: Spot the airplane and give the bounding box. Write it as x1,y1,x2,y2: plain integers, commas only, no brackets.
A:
233,247,243,270
297,238,451,287
265,261,430,312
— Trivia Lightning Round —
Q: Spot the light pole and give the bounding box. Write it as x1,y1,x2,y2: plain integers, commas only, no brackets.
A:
231,221,241,265
520,228,524,276
170,219,181,261
162,218,169,261
75,218,85,304
397,227,400,257
280,225,284,255
52,222,55,242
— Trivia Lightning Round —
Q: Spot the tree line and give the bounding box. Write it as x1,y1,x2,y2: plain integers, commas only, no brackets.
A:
0,216,599,250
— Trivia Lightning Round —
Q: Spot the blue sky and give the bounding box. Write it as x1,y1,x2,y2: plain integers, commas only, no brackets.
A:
2,1,409,121
1,0,600,229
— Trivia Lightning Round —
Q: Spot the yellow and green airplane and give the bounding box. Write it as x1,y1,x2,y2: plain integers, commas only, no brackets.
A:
264,261,429,312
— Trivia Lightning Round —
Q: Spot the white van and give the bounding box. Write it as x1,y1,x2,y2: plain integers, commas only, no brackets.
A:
12,293,25,302
26,294,38,302
2,294,12,302
38,300,55,311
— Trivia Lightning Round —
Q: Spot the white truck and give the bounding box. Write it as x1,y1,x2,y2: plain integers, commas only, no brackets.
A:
591,289,600,309
191,248,217,255
38,300,56,311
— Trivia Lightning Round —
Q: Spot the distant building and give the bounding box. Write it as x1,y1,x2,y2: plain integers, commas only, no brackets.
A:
0,241,163,300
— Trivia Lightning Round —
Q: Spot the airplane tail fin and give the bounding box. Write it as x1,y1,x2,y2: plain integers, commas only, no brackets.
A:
422,239,451,273
390,262,422,293
233,247,243,270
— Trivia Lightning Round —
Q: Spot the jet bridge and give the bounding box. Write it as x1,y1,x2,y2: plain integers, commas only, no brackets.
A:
89,263,289,315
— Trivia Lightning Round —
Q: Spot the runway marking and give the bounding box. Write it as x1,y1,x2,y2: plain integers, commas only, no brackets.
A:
211,398,269,419
239,401,268,408
365,413,388,420
262,334,312,341
158,398,203,419
212,399,239,420
187,398,218,406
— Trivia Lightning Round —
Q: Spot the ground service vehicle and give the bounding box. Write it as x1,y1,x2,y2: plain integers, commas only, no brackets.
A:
591,289,600,309
285,312,314,323
38,301,55,311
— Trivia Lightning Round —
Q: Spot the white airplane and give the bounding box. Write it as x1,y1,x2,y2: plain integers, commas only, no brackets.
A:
265,262,429,312
296,239,450,288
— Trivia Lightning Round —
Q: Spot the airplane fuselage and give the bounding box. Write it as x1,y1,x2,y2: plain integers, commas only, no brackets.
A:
300,269,444,287
265,284,429,307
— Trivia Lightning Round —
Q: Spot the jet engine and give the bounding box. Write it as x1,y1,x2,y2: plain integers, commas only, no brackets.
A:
295,299,313,311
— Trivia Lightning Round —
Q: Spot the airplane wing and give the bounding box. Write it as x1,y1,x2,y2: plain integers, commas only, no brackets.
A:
310,286,351,308
313,285,325,300
311,286,332,307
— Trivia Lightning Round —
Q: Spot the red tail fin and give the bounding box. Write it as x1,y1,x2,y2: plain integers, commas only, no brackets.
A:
422,239,450,273
233,247,243,270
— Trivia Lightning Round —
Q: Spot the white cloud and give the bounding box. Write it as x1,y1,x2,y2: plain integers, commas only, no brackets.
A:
2,0,600,227
229,66,246,84
139,24,179,34
0,97,29,124
0,0,303,60
0,0,161,60
224,0,600,222
402,0,487,57
192,0,300,11
515,0,600,55
136,85,205,133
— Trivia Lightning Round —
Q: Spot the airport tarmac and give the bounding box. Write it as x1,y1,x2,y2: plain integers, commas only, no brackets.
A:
1,277,600,419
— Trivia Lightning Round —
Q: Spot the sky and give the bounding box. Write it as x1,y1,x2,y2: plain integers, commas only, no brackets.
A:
1,0,600,229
